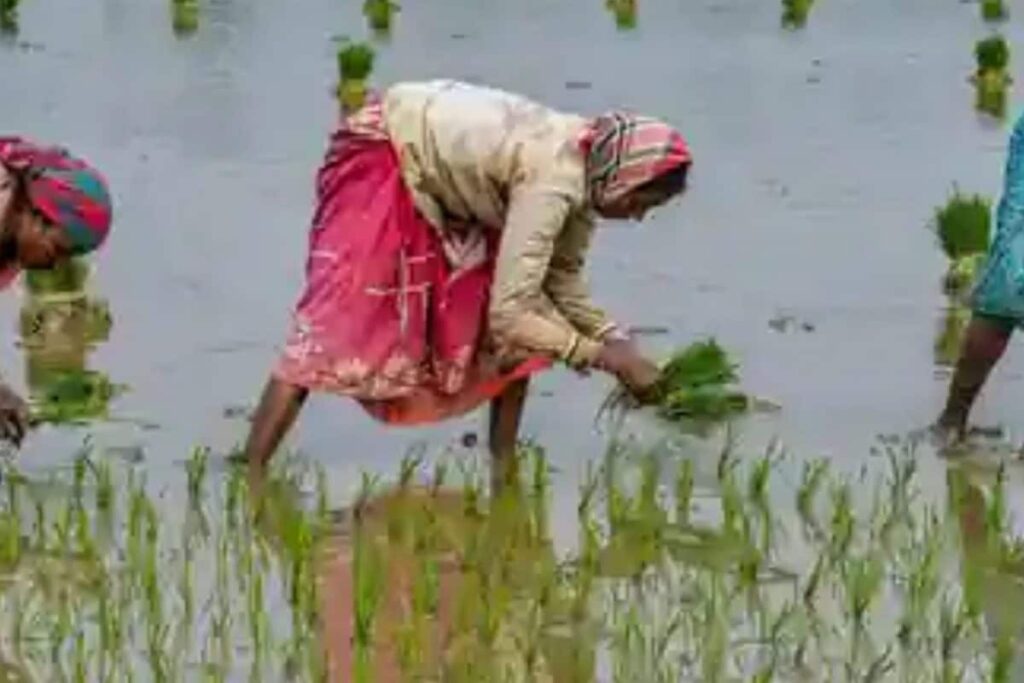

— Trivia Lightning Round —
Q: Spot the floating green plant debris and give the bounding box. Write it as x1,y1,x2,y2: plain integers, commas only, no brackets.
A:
336,41,375,112
781,0,814,29
934,189,991,294
982,0,1008,22
171,0,199,37
363,0,398,36
605,0,637,30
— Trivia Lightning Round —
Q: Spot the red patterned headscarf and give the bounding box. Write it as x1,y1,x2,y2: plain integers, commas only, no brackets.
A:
580,113,691,208
0,137,112,255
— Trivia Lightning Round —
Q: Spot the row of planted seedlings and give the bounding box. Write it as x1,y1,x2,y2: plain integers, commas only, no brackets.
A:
333,0,397,112
0,433,1021,680
601,0,814,33
346,433,1024,680
972,22,1012,118
932,189,991,367
0,446,334,681
590,435,1024,681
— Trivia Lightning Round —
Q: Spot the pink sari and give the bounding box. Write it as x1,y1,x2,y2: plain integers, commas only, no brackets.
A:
274,118,548,426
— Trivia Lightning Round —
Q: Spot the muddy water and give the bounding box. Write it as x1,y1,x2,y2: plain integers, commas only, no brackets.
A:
3,0,1024,543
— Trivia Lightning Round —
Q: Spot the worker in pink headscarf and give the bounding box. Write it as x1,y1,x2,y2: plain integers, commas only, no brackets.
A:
0,137,113,445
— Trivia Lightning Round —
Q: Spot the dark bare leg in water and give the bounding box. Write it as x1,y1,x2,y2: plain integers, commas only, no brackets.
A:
938,314,1014,438
244,377,309,475
489,378,529,494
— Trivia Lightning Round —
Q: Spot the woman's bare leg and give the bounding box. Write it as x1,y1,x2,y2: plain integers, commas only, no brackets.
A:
244,376,309,473
938,314,1014,438
488,378,529,494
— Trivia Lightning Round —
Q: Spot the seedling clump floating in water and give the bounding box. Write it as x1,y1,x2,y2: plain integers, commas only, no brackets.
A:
934,189,991,295
336,41,376,113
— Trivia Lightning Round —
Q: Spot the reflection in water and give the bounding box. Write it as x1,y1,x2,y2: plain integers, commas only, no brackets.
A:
948,465,1024,677
935,304,970,368
19,259,120,425
974,73,1010,120
3,439,1024,679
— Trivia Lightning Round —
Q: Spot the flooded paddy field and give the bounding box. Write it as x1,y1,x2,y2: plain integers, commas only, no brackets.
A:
5,0,1024,679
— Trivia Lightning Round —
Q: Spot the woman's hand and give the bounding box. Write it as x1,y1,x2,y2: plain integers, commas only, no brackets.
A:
0,382,29,447
596,338,661,403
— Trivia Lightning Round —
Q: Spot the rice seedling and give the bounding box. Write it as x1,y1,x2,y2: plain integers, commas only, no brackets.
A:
934,188,991,294
605,0,637,30
25,258,90,296
336,41,375,113
971,35,1012,118
935,189,991,261
0,433,1021,680
982,0,1008,22
601,338,754,426
0,0,19,35
976,68,1010,118
363,0,398,36
976,35,1011,75
781,0,813,29
171,0,199,37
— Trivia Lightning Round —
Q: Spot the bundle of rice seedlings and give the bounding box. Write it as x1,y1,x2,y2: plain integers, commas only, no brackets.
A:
976,36,1010,76
171,0,199,37
363,0,398,35
605,0,637,30
0,0,18,34
25,258,90,297
599,339,751,424
338,41,375,82
30,369,121,425
336,42,376,112
781,0,814,29
934,190,991,294
982,0,1008,23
